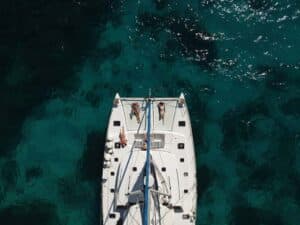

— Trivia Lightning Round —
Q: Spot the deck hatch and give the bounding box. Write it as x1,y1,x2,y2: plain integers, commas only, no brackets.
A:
113,121,121,126
178,121,186,127
115,142,121,148
174,206,183,213
109,213,116,218
178,143,185,149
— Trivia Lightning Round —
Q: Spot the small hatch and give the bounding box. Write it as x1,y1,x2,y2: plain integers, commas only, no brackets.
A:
184,189,188,194
115,142,121,148
114,158,119,162
174,206,183,213
178,143,185,149
110,171,115,176
113,121,121,126
110,188,115,193
180,158,184,162
133,167,137,171
178,121,186,127
161,167,166,172
184,172,188,177
109,213,116,218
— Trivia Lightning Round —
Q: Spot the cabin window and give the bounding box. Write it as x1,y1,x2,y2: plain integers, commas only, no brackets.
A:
109,213,116,218
180,158,184,162
178,143,185,149
114,158,119,162
110,171,115,176
110,188,115,193
113,121,121,126
162,167,166,172
184,189,188,194
115,142,121,148
184,172,188,177
173,206,183,213
133,167,137,171
178,121,186,127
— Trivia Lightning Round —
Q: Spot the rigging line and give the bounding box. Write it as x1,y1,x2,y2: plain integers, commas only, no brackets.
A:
158,183,197,222
143,98,152,225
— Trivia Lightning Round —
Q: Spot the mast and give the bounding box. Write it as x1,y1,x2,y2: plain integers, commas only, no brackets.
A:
143,97,152,225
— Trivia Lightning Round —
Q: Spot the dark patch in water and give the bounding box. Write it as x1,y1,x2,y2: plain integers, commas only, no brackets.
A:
280,97,300,117
221,99,269,151
168,16,217,68
237,151,256,168
77,131,105,181
288,171,300,205
199,0,215,8
267,129,298,175
248,0,270,10
160,39,180,63
243,163,274,189
257,66,289,91
231,205,284,225
25,167,43,182
137,12,217,69
0,200,61,225
154,0,169,10
0,0,120,156
1,160,18,190
197,165,215,199
137,12,165,34
85,90,101,107
94,42,123,62
57,176,90,206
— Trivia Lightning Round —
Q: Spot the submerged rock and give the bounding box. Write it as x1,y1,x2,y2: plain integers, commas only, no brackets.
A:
1,160,18,190
25,167,43,182
154,0,169,10
137,12,217,69
197,165,215,199
221,99,269,151
85,90,101,108
257,66,289,91
231,205,284,225
280,97,300,117
77,131,105,182
0,200,61,225
248,0,270,10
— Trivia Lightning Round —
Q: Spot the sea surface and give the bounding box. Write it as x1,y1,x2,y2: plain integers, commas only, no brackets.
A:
0,0,300,224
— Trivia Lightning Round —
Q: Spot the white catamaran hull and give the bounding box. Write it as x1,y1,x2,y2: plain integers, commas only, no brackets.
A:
101,93,197,225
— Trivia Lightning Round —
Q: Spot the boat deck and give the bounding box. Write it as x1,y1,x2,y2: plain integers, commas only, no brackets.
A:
102,94,197,225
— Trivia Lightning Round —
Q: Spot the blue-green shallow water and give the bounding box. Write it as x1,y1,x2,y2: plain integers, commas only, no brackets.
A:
0,0,299,224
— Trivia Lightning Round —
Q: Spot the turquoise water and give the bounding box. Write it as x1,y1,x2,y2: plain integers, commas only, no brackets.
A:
0,0,300,224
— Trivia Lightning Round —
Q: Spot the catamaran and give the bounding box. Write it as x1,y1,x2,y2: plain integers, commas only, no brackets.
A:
101,93,197,225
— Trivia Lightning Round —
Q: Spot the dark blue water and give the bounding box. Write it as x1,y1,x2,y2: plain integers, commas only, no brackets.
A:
0,0,299,224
